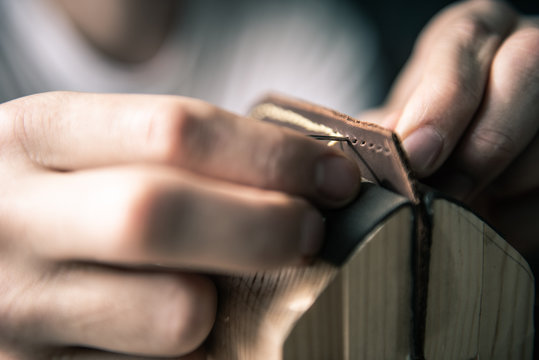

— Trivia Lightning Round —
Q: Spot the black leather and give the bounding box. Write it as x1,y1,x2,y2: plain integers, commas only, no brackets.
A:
320,181,413,265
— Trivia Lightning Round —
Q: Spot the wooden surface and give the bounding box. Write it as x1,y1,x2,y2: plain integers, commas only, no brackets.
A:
425,199,534,360
283,206,413,360
207,198,534,359
207,206,414,359
479,225,535,359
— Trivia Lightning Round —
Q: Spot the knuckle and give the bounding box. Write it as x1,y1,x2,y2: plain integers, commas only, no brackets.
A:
0,92,71,164
502,28,539,77
468,126,516,166
152,275,216,354
451,15,495,46
444,0,516,41
144,102,202,166
436,72,482,110
112,175,192,260
109,178,158,257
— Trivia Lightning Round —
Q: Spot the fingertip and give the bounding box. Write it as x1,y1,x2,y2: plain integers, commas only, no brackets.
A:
314,153,361,206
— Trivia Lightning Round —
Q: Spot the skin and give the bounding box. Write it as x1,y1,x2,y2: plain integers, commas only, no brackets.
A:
1,0,538,358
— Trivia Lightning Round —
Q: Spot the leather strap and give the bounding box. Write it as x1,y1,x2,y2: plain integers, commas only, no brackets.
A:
249,94,420,203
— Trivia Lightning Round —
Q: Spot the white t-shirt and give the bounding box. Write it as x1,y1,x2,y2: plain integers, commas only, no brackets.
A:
0,0,384,115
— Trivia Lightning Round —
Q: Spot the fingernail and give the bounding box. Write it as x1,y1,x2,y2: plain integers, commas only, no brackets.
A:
438,172,474,201
402,126,444,176
301,209,325,257
315,154,360,202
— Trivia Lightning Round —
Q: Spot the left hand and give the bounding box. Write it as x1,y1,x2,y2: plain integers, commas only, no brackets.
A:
361,0,539,262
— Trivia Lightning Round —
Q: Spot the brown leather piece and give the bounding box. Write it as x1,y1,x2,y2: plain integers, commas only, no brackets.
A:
249,93,420,203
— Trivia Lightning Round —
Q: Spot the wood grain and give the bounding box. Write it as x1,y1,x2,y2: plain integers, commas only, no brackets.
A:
425,199,534,360
478,225,534,359
208,205,413,360
208,260,338,359
207,198,534,359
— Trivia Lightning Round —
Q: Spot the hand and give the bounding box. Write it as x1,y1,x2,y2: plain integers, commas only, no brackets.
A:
0,92,360,358
361,0,539,263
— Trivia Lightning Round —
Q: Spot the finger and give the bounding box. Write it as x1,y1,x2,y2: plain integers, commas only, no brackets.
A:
3,166,324,272
14,264,215,357
433,21,539,199
383,1,505,111
1,92,360,207
391,0,517,176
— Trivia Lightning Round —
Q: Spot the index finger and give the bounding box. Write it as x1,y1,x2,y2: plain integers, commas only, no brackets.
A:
0,91,360,207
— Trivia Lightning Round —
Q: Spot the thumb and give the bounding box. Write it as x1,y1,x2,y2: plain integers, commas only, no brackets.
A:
391,1,516,177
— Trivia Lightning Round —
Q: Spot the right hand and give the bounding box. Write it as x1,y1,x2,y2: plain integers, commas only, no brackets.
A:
0,92,360,359
359,0,539,263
